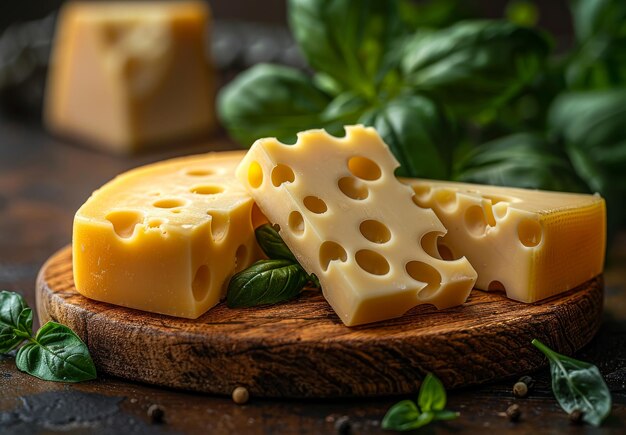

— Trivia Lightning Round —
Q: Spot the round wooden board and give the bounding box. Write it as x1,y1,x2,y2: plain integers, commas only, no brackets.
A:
37,246,603,398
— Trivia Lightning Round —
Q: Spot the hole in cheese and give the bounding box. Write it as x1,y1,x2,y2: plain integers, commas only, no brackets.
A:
303,196,327,214
347,156,381,181
234,244,248,272
437,243,454,261
406,261,442,299
493,202,509,219
360,220,391,244
518,218,543,247
191,185,224,195
412,185,431,202
192,265,211,301
319,241,347,271
488,280,507,292
250,203,268,228
464,205,488,237
355,250,390,276
483,201,497,227
420,231,445,259
153,198,186,209
186,169,214,177
208,211,229,242
271,164,295,187
171,209,182,214
338,176,368,200
433,189,457,212
147,218,164,229
106,210,143,239
248,161,263,188
289,211,305,235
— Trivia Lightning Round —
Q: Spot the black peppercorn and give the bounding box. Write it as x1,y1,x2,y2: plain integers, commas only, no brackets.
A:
147,404,165,424
335,415,351,434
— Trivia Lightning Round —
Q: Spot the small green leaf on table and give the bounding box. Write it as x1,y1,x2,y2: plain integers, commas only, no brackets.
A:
382,373,458,431
532,339,611,426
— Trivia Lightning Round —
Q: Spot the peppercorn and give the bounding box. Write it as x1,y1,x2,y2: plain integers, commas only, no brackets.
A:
506,404,521,422
147,404,165,424
232,386,249,405
334,415,351,434
569,409,584,425
518,375,535,390
513,381,528,398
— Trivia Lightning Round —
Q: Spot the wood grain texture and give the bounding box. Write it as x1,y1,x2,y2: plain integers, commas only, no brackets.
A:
37,245,603,398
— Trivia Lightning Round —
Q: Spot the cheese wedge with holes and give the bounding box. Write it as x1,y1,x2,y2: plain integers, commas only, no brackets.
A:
45,1,215,153
73,150,266,318
405,179,606,302
235,126,478,326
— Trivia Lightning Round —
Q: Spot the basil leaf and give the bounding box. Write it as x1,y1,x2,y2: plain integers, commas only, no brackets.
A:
227,260,309,308
217,64,331,146
16,321,97,382
0,291,32,353
549,90,626,228
359,94,454,178
401,20,550,114
570,0,626,42
321,92,370,127
398,0,474,30
532,339,611,427
455,133,587,193
288,0,403,97
418,373,447,412
255,224,297,262
566,0,626,90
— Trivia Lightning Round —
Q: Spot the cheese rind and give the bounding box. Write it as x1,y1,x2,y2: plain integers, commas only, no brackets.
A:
404,179,606,302
73,151,263,318
45,1,215,153
235,126,478,326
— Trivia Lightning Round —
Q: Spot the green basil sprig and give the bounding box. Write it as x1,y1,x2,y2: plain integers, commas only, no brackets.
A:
0,290,96,382
382,373,458,431
532,339,611,426
218,0,549,180
227,224,317,308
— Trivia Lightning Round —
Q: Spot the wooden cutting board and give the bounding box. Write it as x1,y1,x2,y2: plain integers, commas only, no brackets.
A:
37,246,603,398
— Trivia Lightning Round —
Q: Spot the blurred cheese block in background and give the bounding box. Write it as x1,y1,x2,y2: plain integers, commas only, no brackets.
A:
45,1,215,153
73,151,266,318
406,179,606,303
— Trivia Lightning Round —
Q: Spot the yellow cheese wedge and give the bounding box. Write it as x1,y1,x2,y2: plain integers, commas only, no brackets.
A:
405,179,606,302
235,126,478,326
73,151,266,318
45,1,215,153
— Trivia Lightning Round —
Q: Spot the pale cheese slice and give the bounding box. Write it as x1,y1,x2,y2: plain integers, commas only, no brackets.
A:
235,126,478,326
405,179,606,302
73,151,265,318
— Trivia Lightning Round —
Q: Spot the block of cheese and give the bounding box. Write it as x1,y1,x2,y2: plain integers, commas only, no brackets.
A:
405,179,606,302
45,1,215,153
73,150,267,318
235,126,478,326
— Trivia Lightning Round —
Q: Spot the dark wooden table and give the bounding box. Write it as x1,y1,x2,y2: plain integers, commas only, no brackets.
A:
1,115,625,434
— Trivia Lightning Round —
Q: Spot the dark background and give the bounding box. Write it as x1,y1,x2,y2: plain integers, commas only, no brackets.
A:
0,1,573,43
